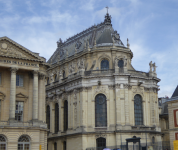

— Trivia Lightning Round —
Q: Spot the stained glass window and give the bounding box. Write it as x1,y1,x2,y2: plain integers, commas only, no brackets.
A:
95,94,107,127
134,94,143,125
18,135,30,150
0,135,6,150
46,105,50,129
101,59,109,70
64,101,68,131
54,142,57,150
15,102,24,122
55,103,59,133
96,138,106,150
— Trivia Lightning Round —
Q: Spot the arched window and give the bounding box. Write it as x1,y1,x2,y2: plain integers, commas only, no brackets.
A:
18,135,30,150
101,59,109,70
96,137,106,150
46,105,50,129
152,137,155,144
95,94,107,127
0,135,7,150
54,142,57,150
55,103,59,133
63,71,65,79
134,94,143,125
64,100,68,131
54,74,57,82
118,59,124,73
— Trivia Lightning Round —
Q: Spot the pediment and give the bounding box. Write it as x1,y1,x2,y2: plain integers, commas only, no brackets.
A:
16,92,28,102
0,37,43,61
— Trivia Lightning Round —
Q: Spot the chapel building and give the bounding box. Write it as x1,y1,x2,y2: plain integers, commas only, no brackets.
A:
0,37,49,150
46,12,161,150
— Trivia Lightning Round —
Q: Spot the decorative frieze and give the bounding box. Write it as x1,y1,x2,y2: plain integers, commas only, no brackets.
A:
95,134,107,139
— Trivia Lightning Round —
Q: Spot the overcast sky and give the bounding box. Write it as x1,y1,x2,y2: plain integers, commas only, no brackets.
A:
0,0,178,97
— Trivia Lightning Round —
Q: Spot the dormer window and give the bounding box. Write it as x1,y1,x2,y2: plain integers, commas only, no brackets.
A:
16,75,23,87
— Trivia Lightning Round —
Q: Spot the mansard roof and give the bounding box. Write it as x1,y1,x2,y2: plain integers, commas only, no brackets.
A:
48,13,125,64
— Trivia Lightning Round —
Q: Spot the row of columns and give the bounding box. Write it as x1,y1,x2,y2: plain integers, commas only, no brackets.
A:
9,67,43,122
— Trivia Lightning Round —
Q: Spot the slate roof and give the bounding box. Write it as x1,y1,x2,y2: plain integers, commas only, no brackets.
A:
48,13,125,64
171,85,178,98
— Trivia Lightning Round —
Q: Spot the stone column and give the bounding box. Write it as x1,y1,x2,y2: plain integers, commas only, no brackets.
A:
9,67,18,120
33,70,39,120
38,73,45,121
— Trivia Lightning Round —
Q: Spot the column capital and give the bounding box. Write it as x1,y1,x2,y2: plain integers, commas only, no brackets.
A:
10,67,18,73
33,70,38,76
38,72,46,80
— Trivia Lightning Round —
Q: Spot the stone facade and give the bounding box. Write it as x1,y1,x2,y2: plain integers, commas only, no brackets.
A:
46,13,162,150
0,37,49,150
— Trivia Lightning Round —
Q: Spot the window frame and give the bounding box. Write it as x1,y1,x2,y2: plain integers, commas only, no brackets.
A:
95,94,107,127
100,59,109,70
18,135,30,150
0,135,7,150
16,74,24,87
96,137,106,150
55,103,59,133
15,101,24,122
134,94,144,126
64,100,68,131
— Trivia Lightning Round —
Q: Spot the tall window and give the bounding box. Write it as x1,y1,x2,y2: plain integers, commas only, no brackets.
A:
16,75,23,87
118,59,124,73
101,59,109,70
63,71,65,79
18,135,30,150
15,102,24,122
96,137,106,150
54,75,57,82
54,142,57,150
64,100,68,131
63,141,66,150
134,94,143,125
0,100,1,121
0,135,7,150
0,73,1,85
55,103,59,133
95,94,107,127
46,105,50,129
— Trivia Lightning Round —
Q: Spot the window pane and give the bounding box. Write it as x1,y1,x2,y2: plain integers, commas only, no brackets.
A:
101,59,109,70
96,138,106,150
16,75,19,86
55,103,59,133
24,144,30,150
46,106,50,129
15,102,24,122
19,75,23,87
18,144,23,150
134,94,143,125
64,101,68,131
0,144,6,150
95,94,107,127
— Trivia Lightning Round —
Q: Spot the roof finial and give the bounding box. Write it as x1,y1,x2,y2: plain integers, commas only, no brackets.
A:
106,6,109,14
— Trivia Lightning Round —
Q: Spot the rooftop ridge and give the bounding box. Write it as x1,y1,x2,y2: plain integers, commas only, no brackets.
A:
63,22,105,45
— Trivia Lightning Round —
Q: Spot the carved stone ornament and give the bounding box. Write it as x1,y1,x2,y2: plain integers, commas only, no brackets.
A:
16,93,28,103
95,134,107,139
77,58,85,70
62,93,67,101
0,44,27,58
33,70,38,76
124,84,132,89
132,86,144,99
108,85,115,90
93,86,108,100
115,57,118,67
0,91,6,101
38,72,45,80
46,100,50,106
10,67,18,73
73,89,77,99
68,63,75,74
